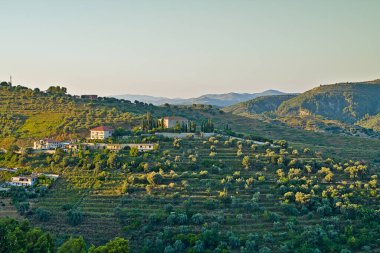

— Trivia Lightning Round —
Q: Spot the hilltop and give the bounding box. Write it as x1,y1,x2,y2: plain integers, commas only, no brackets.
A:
223,94,297,115
277,80,380,123
0,83,213,149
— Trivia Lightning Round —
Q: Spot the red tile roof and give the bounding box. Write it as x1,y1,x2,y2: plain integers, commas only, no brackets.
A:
90,126,114,131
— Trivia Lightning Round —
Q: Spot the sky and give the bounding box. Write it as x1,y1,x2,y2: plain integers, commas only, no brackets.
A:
1,0,380,98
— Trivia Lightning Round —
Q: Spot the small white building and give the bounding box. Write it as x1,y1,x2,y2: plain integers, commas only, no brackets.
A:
90,126,114,140
9,175,38,187
160,116,189,129
34,139,67,150
126,143,156,151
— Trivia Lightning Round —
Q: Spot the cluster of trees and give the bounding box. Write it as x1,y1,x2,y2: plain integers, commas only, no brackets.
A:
200,119,214,132
0,81,12,87
0,218,130,253
140,113,202,133
46,86,67,95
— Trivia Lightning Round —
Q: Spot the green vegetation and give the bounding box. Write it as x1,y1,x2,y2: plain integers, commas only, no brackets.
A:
277,80,380,123
0,84,214,149
223,81,380,139
0,82,380,252
224,94,297,115
0,134,378,252
0,218,130,253
357,113,380,131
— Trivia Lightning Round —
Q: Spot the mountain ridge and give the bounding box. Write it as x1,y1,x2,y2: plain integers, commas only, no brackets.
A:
112,89,287,107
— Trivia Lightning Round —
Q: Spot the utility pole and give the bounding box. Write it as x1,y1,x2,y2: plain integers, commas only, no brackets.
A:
9,75,12,86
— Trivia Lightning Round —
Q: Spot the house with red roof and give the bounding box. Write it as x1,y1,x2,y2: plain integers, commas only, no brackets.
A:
90,126,114,140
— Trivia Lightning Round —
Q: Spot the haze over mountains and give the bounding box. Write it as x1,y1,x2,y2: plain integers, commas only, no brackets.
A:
112,89,287,107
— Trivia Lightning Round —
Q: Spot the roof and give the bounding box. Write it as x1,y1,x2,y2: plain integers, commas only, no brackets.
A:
163,116,188,121
90,126,114,131
12,174,38,179
43,138,60,142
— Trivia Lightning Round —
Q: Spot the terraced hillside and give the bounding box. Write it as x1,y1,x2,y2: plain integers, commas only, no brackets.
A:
9,135,376,252
213,113,380,165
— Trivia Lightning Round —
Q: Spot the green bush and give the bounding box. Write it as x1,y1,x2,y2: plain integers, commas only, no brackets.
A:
36,207,52,222
67,209,84,226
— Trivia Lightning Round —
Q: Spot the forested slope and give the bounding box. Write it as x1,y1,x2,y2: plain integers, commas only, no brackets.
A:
277,80,380,123
223,94,297,115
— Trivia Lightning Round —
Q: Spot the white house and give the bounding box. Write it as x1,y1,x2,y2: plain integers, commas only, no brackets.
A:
160,116,189,129
90,126,114,140
34,139,67,150
9,175,38,187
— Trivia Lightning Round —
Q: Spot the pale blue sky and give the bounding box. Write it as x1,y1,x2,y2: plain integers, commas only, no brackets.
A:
1,0,379,97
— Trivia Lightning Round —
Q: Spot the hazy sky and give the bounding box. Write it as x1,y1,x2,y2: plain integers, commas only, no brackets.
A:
1,0,379,98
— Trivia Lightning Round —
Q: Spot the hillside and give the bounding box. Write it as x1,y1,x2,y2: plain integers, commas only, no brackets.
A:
1,135,379,252
223,94,297,115
277,80,380,123
113,90,287,107
0,84,211,148
2,83,380,163
0,83,379,253
357,113,380,131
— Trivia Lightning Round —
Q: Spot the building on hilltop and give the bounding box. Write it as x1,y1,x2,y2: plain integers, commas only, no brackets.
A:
159,116,189,129
90,126,114,140
9,175,38,187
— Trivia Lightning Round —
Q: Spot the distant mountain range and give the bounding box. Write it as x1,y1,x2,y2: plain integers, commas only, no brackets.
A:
112,90,287,107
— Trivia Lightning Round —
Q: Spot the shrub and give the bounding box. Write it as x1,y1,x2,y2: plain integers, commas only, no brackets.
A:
282,204,300,216
177,213,188,224
67,209,84,226
191,213,204,225
15,202,29,215
89,237,130,253
58,236,86,253
204,198,219,210
62,203,73,211
164,204,173,213
167,213,176,225
173,240,184,252
316,205,333,216
36,207,52,222
164,245,174,253
228,234,240,249
259,246,272,253
147,172,163,185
